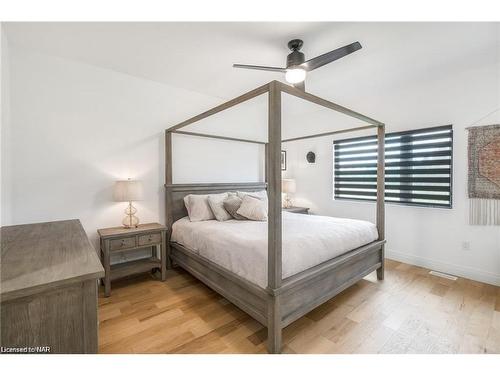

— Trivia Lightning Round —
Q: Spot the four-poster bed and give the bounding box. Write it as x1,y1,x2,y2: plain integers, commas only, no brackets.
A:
164,80,386,353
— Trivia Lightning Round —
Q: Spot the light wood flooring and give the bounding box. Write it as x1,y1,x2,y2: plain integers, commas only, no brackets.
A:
98,259,500,354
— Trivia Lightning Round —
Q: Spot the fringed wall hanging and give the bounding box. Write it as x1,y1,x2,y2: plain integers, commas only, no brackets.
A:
467,124,500,225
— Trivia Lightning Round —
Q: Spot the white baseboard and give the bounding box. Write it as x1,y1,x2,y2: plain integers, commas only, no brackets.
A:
385,249,500,287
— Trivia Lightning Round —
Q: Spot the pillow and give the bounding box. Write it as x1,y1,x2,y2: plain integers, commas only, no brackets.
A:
223,195,247,220
183,195,192,217
237,190,268,204
184,194,209,218
184,193,226,222
207,193,232,221
236,195,268,221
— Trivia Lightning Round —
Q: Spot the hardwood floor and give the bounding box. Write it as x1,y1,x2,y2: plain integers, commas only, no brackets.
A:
98,259,500,354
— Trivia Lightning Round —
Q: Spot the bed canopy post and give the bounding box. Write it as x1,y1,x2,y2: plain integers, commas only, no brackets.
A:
264,143,269,183
267,81,282,354
165,130,173,269
376,124,385,280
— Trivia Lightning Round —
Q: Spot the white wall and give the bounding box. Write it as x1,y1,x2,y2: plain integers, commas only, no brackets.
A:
2,47,265,250
283,60,500,285
1,25,11,227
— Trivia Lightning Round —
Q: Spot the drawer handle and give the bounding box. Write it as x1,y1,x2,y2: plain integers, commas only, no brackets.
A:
148,237,152,242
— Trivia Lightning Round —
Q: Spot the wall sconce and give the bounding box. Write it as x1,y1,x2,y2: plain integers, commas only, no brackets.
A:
306,152,316,163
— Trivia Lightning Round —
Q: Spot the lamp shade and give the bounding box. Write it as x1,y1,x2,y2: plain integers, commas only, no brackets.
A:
113,180,143,202
282,179,296,194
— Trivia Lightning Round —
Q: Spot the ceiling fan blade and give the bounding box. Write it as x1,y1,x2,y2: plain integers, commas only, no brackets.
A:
293,81,305,91
299,42,362,72
233,64,286,73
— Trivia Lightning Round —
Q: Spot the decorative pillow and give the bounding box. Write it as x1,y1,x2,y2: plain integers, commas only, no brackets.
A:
183,195,192,217
236,195,268,221
186,194,217,222
237,190,268,204
207,193,232,221
223,195,247,220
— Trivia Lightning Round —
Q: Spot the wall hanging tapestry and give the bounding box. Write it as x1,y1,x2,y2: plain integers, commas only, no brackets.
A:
468,124,500,225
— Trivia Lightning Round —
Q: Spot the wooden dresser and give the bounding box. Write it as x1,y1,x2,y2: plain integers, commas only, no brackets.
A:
0,220,104,354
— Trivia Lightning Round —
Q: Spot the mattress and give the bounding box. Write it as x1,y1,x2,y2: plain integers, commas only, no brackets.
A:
171,212,378,288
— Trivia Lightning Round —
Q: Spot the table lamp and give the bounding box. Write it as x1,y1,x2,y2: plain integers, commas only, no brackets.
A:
282,179,296,209
113,179,143,228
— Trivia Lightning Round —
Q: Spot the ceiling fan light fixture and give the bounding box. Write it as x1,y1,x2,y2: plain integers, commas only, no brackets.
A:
233,40,362,91
285,68,306,84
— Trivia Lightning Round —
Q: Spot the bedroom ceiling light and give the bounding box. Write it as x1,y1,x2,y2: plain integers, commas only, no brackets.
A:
285,68,306,84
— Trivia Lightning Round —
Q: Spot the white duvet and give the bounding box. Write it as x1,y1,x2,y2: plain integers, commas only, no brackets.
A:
171,212,378,288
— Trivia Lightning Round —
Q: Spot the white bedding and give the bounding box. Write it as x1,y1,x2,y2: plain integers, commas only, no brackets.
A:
171,212,378,288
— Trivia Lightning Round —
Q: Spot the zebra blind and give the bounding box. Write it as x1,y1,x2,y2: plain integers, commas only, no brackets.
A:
334,125,453,208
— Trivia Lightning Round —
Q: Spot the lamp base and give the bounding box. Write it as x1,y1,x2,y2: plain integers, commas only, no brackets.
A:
122,202,140,228
284,196,293,209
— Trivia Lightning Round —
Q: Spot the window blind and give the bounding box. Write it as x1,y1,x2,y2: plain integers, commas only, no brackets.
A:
333,125,453,208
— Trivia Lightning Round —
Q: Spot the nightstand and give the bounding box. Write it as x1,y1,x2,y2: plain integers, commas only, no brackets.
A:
97,223,167,297
283,206,310,214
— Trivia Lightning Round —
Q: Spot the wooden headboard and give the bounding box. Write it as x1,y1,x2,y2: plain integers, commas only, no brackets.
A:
165,182,267,226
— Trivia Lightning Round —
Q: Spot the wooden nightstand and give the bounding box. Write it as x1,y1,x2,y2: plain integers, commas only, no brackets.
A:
97,223,167,297
283,206,310,214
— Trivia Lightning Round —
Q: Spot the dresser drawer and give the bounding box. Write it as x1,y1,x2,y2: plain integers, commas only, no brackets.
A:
138,233,162,246
109,236,136,251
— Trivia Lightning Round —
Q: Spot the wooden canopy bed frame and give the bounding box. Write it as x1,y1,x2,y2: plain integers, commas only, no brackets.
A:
164,80,386,353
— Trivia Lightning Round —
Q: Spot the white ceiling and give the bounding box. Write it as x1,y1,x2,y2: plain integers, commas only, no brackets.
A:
4,22,499,105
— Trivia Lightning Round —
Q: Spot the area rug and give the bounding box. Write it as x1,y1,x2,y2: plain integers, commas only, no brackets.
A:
468,124,500,225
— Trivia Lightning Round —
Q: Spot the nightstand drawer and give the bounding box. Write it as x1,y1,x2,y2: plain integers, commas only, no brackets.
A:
138,233,162,246
110,236,136,251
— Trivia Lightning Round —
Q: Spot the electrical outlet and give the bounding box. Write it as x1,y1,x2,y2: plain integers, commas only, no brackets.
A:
461,241,471,251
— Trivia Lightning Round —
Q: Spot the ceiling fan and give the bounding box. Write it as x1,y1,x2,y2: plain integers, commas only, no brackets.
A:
233,39,362,91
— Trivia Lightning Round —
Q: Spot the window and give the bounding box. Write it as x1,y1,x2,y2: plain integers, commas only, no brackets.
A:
333,125,453,208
